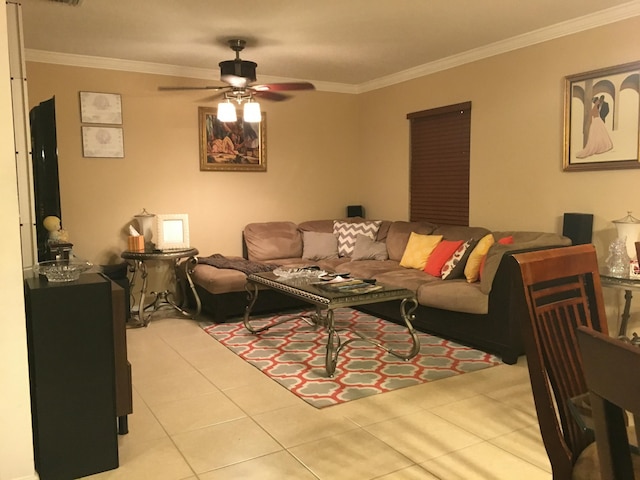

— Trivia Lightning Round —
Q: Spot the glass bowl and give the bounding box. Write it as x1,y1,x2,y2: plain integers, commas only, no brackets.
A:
273,267,327,279
33,260,93,282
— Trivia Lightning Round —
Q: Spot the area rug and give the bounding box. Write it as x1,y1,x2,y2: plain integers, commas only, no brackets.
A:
201,308,501,408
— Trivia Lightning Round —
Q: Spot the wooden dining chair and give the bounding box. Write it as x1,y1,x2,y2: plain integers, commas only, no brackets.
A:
576,326,640,480
509,244,608,479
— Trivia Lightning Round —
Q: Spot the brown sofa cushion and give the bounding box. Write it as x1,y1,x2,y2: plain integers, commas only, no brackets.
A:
192,261,248,294
244,221,302,261
417,280,489,314
298,218,392,242
432,225,491,241
298,219,336,233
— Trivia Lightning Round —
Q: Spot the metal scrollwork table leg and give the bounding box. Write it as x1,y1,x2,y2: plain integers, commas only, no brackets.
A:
324,297,420,377
243,277,421,378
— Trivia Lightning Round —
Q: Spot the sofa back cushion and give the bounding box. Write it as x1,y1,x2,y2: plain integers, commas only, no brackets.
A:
244,221,302,261
298,219,336,234
386,221,438,261
298,218,392,241
432,225,491,241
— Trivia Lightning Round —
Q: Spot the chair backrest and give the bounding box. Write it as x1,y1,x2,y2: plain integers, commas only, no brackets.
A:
510,244,609,479
577,326,640,480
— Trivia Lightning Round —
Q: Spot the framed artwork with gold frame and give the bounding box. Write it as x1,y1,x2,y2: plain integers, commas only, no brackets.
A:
198,107,266,172
563,61,640,172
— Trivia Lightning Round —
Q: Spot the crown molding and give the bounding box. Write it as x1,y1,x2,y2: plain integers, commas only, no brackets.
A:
25,1,640,95
357,1,640,93
24,49,358,94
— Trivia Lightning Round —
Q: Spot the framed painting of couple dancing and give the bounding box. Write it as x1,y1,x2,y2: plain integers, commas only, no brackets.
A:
563,61,640,172
198,107,266,172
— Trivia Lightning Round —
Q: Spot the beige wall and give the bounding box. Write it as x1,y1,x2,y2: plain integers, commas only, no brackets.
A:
26,17,640,267
26,64,362,264
357,16,640,262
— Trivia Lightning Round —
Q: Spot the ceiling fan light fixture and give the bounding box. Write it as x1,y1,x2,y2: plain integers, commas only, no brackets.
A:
217,101,237,122
243,101,261,123
219,60,257,86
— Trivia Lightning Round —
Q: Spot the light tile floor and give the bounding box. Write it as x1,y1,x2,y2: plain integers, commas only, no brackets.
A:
81,312,553,480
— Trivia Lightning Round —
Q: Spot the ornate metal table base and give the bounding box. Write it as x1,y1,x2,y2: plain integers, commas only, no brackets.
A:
243,275,420,377
122,248,201,328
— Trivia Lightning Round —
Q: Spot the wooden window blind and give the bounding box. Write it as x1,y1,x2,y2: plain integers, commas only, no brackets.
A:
407,102,471,226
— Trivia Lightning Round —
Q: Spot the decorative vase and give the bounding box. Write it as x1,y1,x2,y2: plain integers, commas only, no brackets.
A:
613,211,640,260
607,237,631,278
134,208,155,251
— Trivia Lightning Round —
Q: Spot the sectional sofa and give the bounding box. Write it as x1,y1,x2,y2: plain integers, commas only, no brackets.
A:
189,218,571,364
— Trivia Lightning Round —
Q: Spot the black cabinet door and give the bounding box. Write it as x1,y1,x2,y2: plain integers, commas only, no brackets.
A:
24,273,118,480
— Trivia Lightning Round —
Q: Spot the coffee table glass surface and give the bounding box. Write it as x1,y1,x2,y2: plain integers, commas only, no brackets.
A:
243,271,420,377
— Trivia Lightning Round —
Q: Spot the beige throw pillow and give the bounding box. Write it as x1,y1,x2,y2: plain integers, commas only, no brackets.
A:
351,234,388,261
302,231,339,260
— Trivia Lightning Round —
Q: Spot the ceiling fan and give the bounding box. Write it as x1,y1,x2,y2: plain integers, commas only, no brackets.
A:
159,39,315,103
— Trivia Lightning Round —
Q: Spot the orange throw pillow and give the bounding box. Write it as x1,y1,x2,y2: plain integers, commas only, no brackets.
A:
424,240,464,277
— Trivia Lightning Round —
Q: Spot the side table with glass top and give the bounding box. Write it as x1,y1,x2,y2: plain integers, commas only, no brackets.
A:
121,247,201,327
600,271,640,338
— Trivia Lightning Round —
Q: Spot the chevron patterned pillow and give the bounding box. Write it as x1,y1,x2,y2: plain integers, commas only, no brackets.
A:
333,220,382,257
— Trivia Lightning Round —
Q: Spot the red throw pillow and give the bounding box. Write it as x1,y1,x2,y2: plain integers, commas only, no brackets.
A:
424,240,464,277
498,235,514,245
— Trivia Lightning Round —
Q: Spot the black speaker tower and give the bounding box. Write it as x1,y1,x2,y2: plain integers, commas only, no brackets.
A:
347,205,365,218
562,213,593,245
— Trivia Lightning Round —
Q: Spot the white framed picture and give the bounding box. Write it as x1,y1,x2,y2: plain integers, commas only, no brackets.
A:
79,91,123,125
81,126,124,158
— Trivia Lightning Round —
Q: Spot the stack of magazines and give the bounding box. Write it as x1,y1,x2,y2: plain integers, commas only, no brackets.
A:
313,277,382,294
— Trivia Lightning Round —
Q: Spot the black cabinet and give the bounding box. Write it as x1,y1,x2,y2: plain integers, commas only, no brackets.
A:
24,273,119,480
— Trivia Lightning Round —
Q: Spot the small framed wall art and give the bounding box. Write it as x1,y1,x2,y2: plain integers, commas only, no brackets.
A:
563,61,640,172
79,91,123,125
198,107,266,172
82,126,124,158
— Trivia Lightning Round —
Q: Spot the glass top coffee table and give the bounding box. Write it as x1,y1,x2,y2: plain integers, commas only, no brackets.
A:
244,271,420,377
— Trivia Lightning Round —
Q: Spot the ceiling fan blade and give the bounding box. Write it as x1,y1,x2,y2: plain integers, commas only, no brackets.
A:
158,86,228,91
252,90,290,102
251,82,315,92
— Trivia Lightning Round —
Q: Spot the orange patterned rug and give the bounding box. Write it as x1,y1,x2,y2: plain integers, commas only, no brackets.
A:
202,308,501,408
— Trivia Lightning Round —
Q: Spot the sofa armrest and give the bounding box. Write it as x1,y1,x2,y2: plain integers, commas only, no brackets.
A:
480,233,571,294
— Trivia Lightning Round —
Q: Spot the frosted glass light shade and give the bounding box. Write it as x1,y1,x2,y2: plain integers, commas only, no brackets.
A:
243,102,261,123
217,102,237,122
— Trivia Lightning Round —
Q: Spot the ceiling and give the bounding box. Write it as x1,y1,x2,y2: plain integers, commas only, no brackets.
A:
18,0,640,92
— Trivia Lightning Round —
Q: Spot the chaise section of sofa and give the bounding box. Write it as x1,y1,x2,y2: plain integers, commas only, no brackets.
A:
190,218,571,364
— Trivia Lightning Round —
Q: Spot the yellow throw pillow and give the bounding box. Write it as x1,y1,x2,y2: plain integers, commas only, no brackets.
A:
399,233,443,270
464,233,495,282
